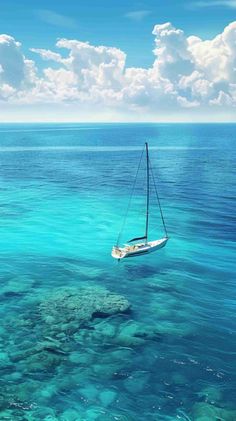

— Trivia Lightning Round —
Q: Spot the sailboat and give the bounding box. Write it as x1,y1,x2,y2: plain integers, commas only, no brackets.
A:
111,142,168,259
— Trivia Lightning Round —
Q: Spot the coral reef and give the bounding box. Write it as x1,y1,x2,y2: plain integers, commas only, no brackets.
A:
0,279,235,421
39,286,131,335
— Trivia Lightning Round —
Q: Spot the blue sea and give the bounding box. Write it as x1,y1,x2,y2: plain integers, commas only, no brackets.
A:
0,123,235,421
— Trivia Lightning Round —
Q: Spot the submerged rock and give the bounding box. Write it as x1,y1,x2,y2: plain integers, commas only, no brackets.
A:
68,351,93,365
1,276,35,296
39,286,130,335
2,284,134,398
40,383,58,399
124,370,150,394
92,362,124,380
171,372,187,385
61,408,82,421
197,386,222,404
28,407,57,420
99,389,117,407
193,402,236,421
113,320,162,348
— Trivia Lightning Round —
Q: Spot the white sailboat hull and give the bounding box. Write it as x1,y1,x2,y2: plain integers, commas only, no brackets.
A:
112,237,168,260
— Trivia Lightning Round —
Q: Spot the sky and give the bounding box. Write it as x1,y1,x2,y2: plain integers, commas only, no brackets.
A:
0,0,235,122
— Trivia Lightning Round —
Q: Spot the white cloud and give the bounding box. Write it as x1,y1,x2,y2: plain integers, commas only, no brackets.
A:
187,22,236,83
0,35,37,105
152,23,194,81
36,9,77,29
125,10,151,22
177,95,200,108
0,83,15,100
0,35,28,88
179,71,213,99
55,38,126,91
30,48,64,64
190,0,236,9
209,90,234,105
0,21,236,120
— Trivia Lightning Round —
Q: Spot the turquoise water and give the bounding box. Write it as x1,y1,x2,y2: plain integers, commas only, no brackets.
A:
0,123,235,420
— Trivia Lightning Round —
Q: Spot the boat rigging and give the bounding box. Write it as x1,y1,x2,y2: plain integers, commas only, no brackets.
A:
111,142,169,259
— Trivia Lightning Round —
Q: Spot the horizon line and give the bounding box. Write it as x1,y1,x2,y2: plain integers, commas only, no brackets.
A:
0,121,235,124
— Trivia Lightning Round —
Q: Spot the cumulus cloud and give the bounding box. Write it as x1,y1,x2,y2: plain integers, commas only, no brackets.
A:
0,21,236,120
56,38,126,91
30,48,64,64
0,35,34,89
0,35,36,101
152,23,194,82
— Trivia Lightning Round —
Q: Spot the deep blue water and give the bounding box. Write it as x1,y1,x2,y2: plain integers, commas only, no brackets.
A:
0,123,235,420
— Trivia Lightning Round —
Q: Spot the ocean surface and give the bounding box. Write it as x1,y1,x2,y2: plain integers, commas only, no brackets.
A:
0,123,235,421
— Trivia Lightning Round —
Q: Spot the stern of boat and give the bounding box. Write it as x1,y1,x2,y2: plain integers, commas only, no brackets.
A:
111,246,126,259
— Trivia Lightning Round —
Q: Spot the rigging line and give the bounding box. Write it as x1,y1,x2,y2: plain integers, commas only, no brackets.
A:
116,145,145,246
149,158,168,238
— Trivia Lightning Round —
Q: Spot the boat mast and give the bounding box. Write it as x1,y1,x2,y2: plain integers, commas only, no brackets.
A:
145,142,150,243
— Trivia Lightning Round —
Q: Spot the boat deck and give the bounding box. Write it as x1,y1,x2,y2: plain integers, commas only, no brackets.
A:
112,238,168,259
